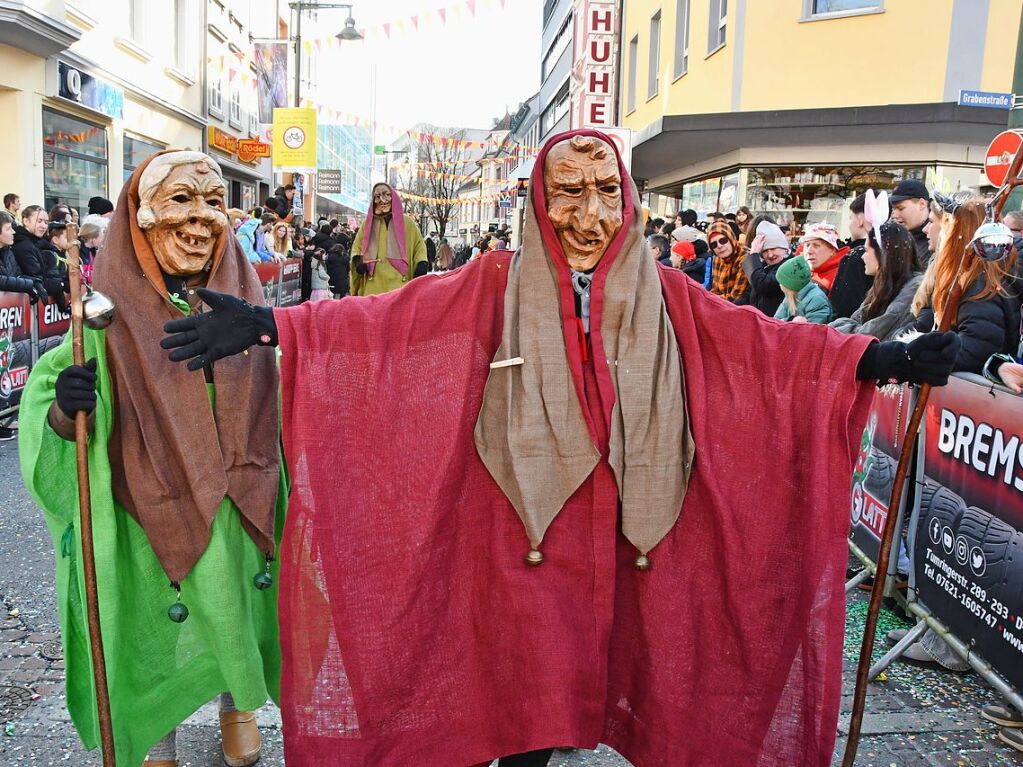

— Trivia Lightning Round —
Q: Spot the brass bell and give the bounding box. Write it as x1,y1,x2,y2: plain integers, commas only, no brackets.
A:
525,548,544,567
634,554,651,572
81,285,116,329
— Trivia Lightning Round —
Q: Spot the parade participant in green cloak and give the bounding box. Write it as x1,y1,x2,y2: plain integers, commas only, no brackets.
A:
19,151,285,767
350,183,428,296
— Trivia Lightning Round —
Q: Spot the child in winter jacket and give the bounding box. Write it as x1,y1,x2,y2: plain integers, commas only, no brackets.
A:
774,256,832,324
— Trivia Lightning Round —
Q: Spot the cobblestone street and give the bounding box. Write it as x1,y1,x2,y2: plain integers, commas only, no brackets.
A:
0,439,1020,765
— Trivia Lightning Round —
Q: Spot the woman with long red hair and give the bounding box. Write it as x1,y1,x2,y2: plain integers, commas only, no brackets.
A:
909,197,1020,373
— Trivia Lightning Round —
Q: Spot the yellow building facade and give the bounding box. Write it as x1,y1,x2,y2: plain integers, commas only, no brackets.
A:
619,0,1022,233
0,0,205,215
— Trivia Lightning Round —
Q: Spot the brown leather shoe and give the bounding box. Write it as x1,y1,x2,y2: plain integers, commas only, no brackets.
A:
143,761,179,767
219,710,261,767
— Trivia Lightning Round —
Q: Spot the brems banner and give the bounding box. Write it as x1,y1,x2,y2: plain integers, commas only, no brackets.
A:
849,385,917,564
915,375,1023,691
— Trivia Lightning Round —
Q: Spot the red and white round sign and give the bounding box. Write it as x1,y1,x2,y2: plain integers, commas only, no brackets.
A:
984,130,1023,187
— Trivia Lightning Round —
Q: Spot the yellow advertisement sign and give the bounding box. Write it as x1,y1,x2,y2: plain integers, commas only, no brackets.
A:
272,108,317,171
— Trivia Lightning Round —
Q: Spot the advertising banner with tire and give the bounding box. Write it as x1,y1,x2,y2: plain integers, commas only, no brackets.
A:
915,375,1023,692
850,385,917,564
0,292,70,415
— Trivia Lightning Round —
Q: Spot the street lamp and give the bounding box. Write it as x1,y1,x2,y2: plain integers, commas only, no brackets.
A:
290,2,363,106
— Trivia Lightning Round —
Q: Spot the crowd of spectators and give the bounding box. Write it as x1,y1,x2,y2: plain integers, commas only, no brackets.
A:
647,180,1022,391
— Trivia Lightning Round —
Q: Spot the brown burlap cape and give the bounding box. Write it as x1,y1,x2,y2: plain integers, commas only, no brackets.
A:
92,152,280,583
475,130,695,556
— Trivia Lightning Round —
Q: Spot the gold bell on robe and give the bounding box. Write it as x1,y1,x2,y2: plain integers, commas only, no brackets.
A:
525,548,544,567
634,554,651,571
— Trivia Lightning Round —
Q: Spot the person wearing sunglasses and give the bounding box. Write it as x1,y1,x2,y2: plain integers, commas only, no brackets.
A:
706,221,749,302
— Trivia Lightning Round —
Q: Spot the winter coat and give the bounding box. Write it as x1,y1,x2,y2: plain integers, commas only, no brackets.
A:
236,219,261,263
746,254,789,317
774,282,833,324
830,274,923,342
829,244,874,320
681,257,709,286
12,225,45,278
0,245,40,296
911,276,1022,374
310,256,331,291
325,249,350,298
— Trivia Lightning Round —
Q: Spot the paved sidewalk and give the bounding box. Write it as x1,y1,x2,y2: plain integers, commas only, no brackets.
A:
0,441,1020,765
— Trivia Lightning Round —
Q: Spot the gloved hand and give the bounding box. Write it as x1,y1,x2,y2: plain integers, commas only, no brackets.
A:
55,359,97,418
856,332,961,386
352,255,369,276
29,279,47,305
161,288,277,372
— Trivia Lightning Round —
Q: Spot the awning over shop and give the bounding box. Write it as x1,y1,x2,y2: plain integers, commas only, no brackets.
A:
631,102,1005,188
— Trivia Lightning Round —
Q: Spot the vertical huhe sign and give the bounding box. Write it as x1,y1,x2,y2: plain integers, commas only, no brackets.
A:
571,0,619,129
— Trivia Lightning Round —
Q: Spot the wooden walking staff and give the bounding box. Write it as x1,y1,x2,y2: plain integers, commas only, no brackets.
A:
64,224,117,767
842,142,1023,766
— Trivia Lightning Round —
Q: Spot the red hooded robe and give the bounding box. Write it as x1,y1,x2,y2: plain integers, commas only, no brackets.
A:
273,130,875,766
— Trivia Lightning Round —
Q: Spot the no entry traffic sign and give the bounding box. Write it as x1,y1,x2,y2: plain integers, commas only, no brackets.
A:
984,130,1023,187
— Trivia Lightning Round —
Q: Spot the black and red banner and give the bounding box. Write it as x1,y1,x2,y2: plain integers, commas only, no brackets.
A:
914,375,1023,691
849,385,916,563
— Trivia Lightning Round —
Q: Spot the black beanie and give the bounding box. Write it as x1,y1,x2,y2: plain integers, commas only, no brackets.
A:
88,196,113,216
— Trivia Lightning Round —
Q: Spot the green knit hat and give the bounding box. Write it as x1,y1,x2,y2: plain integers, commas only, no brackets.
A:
777,256,812,291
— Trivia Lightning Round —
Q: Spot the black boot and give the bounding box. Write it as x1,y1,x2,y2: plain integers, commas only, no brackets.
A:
499,749,555,767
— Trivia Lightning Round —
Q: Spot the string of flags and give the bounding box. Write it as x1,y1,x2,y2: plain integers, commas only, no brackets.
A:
400,187,516,206
45,126,103,146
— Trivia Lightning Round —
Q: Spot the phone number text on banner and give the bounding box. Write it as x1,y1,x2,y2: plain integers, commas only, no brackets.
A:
915,375,1023,691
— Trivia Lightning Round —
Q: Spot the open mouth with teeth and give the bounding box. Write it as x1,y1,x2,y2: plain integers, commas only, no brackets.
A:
564,229,605,253
175,231,212,253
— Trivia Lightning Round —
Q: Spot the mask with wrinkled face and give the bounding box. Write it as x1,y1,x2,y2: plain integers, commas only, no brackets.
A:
544,136,623,272
373,185,392,218
142,161,228,276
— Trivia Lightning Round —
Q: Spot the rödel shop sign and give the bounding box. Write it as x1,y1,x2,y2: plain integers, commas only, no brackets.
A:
571,0,618,129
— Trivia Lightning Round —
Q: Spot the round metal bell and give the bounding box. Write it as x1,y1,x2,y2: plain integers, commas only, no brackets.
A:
634,554,651,571
525,548,544,567
168,601,189,623
253,572,273,591
81,286,116,330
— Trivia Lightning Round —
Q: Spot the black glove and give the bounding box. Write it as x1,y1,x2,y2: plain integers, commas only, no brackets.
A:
55,359,97,418
856,332,961,386
161,288,278,372
352,255,369,275
29,279,47,305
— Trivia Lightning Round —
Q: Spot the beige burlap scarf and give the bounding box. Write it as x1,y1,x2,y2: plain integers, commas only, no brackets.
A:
475,139,695,558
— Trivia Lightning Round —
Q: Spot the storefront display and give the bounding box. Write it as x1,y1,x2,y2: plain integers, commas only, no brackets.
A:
670,164,942,238
123,135,164,182
43,108,107,213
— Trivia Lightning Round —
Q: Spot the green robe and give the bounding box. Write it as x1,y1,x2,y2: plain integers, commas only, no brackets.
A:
350,213,428,296
19,329,286,767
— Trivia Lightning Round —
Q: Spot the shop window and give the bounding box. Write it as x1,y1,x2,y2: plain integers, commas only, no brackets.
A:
124,135,164,182
648,11,661,99
42,109,107,214
674,0,691,78
627,35,638,113
807,0,882,16
707,0,726,53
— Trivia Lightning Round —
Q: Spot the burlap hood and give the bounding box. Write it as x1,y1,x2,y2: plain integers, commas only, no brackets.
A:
92,151,280,584
475,129,695,558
